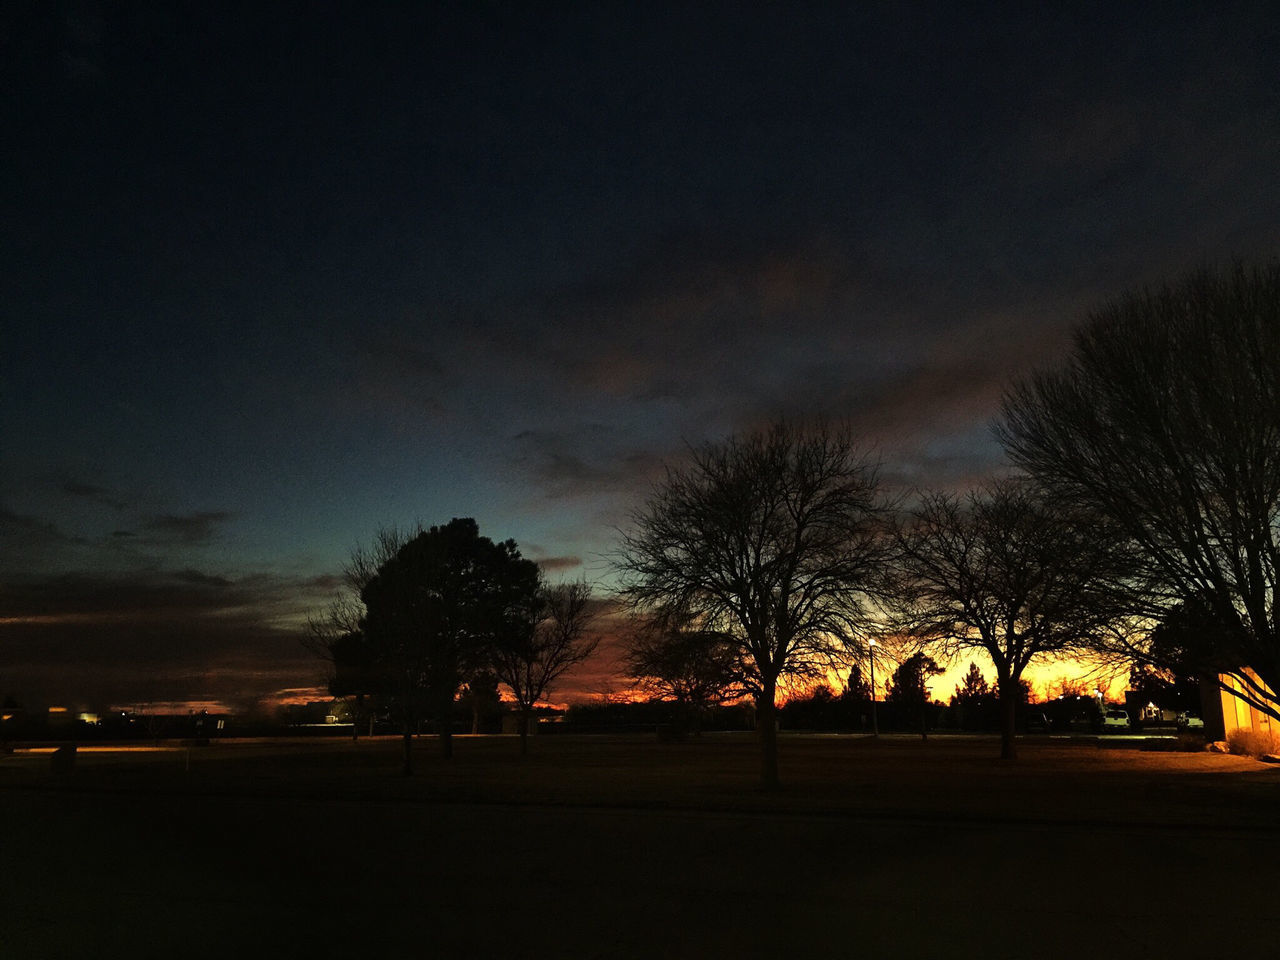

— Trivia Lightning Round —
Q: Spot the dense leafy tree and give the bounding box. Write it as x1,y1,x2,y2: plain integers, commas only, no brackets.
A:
956,662,990,700
947,662,1000,732
306,587,392,741
1145,595,1241,678
885,653,943,737
999,262,1280,722
305,525,424,741
842,663,870,703
361,518,540,773
1128,662,1201,717
327,629,384,738
779,683,844,731
615,420,892,788
836,664,875,732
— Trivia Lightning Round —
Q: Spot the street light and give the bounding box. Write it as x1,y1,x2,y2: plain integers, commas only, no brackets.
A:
868,639,879,737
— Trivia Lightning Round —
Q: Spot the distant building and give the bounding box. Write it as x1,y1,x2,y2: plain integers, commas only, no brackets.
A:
1205,669,1276,742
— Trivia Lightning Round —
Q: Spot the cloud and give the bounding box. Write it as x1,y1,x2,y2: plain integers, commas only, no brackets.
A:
139,511,233,545
304,573,345,592
489,233,889,405
535,555,582,573
0,506,72,544
0,566,332,709
335,327,452,431
59,479,126,508
1,568,271,620
0,506,89,570
510,427,667,500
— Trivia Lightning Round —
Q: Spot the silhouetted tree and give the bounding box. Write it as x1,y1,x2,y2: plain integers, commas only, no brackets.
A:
842,664,871,702
460,669,502,735
999,262,1280,722
893,479,1128,758
779,683,845,731
305,551,402,741
957,662,990,700
948,662,1000,732
361,518,540,772
327,629,384,738
615,420,892,788
625,612,747,733
491,579,599,754
838,664,873,731
1145,595,1241,678
842,664,868,701
305,525,425,756
885,653,943,738
1128,663,1172,703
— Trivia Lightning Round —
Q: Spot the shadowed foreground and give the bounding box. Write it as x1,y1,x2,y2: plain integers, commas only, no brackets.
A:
3,735,1278,958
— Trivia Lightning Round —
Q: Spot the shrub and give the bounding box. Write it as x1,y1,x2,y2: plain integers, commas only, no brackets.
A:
1225,727,1279,758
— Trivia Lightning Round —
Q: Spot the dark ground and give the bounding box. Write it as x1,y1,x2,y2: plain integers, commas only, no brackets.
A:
3,734,1277,958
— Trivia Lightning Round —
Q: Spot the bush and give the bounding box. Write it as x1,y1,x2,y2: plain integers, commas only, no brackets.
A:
1225,727,1279,758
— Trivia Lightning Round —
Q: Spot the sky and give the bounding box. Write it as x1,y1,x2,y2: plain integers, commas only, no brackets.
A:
3,2,1279,713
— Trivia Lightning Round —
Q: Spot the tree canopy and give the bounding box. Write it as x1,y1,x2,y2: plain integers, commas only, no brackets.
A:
999,263,1280,721
360,518,540,769
885,652,943,737
615,420,892,788
490,579,599,753
892,479,1128,757
625,613,747,728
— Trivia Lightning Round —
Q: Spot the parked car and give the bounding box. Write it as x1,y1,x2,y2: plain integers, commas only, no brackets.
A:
1101,708,1131,732
1177,712,1205,731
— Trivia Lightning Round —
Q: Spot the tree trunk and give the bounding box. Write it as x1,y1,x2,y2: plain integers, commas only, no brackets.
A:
352,693,364,742
997,674,1018,760
436,690,454,758
757,680,780,790
401,724,413,776
519,709,531,756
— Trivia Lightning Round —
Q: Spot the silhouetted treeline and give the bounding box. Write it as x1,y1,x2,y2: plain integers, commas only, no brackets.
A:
564,700,754,734
776,687,947,734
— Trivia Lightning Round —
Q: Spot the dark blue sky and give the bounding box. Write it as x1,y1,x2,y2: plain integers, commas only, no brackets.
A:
3,1,1278,709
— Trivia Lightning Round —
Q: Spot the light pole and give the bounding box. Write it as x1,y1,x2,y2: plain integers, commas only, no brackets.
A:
868,639,879,737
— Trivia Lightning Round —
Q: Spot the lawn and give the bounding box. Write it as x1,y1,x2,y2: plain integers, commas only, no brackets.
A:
4,732,1277,827
4,734,1278,959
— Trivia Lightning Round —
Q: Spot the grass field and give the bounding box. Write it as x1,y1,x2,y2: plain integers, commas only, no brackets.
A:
3,734,1278,958
5,732,1277,826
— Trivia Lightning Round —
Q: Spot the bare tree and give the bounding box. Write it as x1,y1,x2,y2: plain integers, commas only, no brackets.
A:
893,480,1127,758
625,610,748,732
615,420,892,789
999,263,1280,721
491,579,599,755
